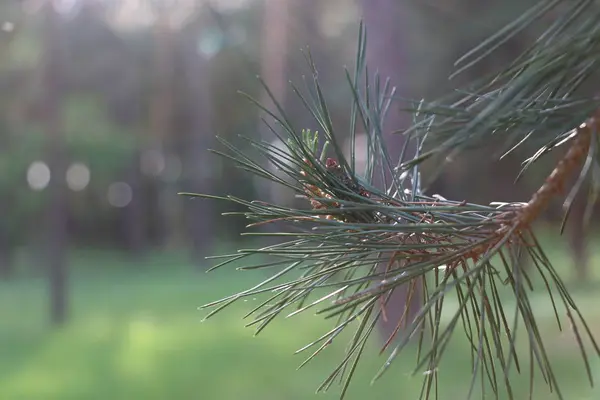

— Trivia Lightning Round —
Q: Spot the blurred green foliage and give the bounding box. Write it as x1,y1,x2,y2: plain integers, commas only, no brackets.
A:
0,94,138,246
62,94,138,178
0,124,46,244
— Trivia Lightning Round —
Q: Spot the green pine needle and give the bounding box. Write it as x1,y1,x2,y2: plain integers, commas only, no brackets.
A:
182,12,600,400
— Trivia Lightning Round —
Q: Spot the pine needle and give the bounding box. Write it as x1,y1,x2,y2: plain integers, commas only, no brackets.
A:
184,12,600,400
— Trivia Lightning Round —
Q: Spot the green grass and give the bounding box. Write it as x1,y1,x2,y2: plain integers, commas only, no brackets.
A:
0,236,599,400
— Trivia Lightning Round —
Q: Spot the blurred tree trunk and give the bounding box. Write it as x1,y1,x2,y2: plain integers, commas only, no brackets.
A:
361,0,422,341
0,165,12,279
0,125,13,280
252,0,291,237
42,2,69,326
259,0,289,126
123,148,146,256
179,16,215,263
113,62,147,257
0,0,22,279
0,213,13,280
149,6,178,249
287,0,322,122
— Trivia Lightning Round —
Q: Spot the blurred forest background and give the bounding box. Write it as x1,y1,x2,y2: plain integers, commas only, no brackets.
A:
0,0,599,399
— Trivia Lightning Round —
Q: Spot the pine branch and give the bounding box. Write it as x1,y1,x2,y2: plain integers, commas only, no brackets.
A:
182,9,600,400
400,0,600,173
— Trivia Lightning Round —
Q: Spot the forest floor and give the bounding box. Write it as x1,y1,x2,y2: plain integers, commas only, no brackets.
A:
0,233,599,400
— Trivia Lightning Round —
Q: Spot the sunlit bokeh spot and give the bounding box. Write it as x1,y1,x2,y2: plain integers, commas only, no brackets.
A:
54,0,80,17
108,0,209,31
321,0,359,38
66,162,91,192
197,30,224,58
107,182,133,208
1,22,14,33
27,161,51,191
140,149,166,177
117,316,160,380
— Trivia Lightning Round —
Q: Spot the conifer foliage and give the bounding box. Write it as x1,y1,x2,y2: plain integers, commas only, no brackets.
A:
182,1,600,398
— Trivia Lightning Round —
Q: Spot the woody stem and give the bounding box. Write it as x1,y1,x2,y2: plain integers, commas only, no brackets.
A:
514,113,596,229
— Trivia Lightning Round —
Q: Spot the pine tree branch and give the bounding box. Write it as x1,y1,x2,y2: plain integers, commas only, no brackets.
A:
183,10,600,400
400,0,600,171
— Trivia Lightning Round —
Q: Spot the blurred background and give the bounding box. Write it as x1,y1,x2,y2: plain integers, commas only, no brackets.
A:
0,0,598,399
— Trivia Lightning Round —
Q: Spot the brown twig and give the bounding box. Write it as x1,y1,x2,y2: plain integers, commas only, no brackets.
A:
515,115,595,228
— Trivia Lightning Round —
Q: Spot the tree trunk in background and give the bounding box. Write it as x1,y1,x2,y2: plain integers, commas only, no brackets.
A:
180,20,215,264
42,3,69,326
149,7,178,249
0,4,19,280
361,0,422,341
289,0,321,72
0,131,13,280
259,0,289,125
287,0,322,124
0,215,13,280
123,148,146,256
113,59,147,257
257,0,290,217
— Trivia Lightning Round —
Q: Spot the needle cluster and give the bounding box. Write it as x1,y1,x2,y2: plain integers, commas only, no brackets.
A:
182,3,600,398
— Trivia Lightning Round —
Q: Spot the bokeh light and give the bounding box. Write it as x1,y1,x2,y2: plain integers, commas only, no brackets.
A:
140,149,166,177
66,162,91,192
107,182,133,208
2,21,14,32
27,161,51,191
